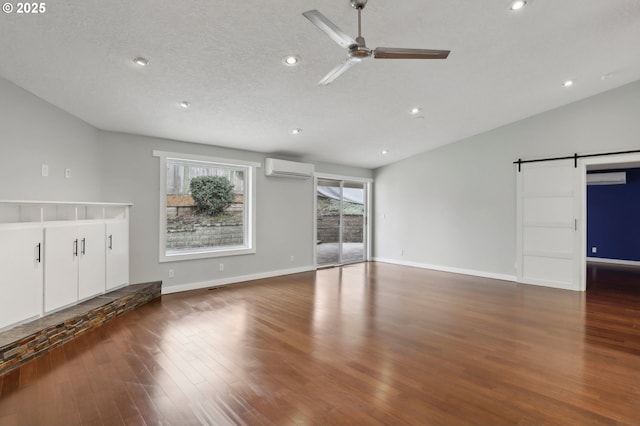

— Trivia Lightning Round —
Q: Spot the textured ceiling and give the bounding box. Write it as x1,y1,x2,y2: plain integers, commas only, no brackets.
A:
1,0,639,169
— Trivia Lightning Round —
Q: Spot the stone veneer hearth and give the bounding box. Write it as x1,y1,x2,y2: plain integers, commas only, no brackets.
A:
0,282,161,376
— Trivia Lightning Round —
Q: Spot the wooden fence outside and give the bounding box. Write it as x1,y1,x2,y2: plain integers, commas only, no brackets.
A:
167,164,245,195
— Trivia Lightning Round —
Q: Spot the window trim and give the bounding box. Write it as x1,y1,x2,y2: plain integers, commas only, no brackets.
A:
153,150,259,263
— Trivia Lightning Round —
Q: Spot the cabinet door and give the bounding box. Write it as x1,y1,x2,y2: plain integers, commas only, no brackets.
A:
78,223,106,300
0,225,43,329
106,220,129,290
44,225,79,312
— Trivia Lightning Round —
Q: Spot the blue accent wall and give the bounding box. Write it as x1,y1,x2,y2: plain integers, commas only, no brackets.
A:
587,168,640,261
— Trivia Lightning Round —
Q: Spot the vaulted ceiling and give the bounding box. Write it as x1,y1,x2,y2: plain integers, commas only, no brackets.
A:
1,0,639,168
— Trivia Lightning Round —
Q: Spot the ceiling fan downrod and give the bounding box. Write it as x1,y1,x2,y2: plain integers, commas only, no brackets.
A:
352,0,366,46
348,0,370,58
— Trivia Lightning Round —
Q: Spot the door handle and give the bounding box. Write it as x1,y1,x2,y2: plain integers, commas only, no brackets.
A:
81,238,86,255
73,239,78,256
108,234,113,250
36,242,41,263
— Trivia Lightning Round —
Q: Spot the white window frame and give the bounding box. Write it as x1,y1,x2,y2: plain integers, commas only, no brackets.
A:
153,150,259,262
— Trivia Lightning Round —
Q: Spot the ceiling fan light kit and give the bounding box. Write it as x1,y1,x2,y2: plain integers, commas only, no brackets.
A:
303,0,450,86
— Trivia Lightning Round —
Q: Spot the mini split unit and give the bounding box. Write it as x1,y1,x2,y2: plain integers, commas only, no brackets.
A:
586,172,626,186
264,158,314,179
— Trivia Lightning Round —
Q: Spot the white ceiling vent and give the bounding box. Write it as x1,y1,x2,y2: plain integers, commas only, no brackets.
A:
265,158,314,179
587,172,626,186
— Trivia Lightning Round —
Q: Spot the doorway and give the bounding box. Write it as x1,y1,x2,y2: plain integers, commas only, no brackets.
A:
583,159,640,291
315,177,370,267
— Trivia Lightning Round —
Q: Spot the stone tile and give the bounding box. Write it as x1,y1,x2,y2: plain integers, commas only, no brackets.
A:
0,281,161,376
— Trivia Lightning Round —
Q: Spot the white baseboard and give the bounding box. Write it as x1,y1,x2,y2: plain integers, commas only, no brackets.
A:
162,260,519,295
161,265,316,295
587,257,640,267
372,257,516,282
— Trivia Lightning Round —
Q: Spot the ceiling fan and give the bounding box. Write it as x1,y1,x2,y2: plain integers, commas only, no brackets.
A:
303,0,450,86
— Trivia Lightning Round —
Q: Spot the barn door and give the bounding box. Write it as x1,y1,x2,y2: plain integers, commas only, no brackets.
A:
516,160,582,290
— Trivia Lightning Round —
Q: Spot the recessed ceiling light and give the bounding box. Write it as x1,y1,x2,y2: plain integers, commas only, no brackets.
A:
133,57,149,67
282,55,301,66
178,101,191,108
563,80,574,87
381,149,390,155
291,128,302,135
410,107,423,115
509,1,527,11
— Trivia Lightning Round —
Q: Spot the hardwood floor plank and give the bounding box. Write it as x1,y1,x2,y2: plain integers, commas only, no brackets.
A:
0,413,18,426
2,262,640,424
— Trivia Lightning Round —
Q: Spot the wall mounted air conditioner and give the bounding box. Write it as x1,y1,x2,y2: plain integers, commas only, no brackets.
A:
587,172,626,186
265,158,314,179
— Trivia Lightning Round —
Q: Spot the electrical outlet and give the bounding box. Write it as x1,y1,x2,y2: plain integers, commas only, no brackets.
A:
65,168,71,179
401,249,404,256
591,247,597,254
168,269,174,278
219,263,224,271
290,255,295,262
41,164,49,177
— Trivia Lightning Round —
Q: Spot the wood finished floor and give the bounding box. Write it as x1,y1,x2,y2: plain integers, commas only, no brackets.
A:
1,262,640,425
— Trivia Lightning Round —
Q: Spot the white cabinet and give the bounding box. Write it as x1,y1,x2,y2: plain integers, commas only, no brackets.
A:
79,223,107,299
44,222,106,312
0,224,43,330
0,200,130,325
44,224,79,312
106,220,129,290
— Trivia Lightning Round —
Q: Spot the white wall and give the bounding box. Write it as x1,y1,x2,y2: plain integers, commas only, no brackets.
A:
373,80,640,279
0,77,102,200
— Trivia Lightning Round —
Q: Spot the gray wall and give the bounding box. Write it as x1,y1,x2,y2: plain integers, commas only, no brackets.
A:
373,80,640,278
5,69,639,289
0,77,102,201
0,76,373,291
98,130,372,289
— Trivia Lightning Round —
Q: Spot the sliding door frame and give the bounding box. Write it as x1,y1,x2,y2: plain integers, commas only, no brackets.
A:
314,173,373,268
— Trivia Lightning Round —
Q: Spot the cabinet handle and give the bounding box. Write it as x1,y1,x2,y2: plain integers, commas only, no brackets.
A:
108,234,113,250
81,238,86,255
73,239,78,256
36,242,41,263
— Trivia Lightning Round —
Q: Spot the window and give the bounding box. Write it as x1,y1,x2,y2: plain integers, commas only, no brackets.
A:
154,151,258,262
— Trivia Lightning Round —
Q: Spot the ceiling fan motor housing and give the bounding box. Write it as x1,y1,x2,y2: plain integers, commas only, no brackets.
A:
349,37,372,58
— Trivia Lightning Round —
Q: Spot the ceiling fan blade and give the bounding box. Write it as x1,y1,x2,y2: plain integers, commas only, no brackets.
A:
318,57,361,86
373,47,450,59
303,10,357,48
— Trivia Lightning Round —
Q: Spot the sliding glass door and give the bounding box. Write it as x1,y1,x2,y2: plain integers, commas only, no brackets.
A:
316,178,368,266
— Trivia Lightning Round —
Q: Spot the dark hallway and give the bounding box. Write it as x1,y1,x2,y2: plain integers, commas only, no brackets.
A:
587,262,640,294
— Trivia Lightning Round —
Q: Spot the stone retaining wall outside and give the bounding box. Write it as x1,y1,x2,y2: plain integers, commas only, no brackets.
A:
167,224,244,249
317,215,363,243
